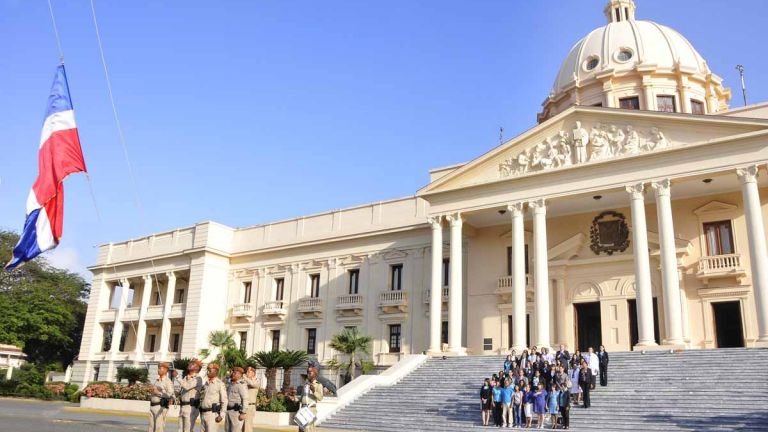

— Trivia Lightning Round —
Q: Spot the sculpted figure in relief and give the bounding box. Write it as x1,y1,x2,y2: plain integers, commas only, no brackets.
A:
648,127,670,150
624,125,640,155
515,150,530,175
557,130,572,166
572,121,589,164
589,123,609,161
608,125,625,156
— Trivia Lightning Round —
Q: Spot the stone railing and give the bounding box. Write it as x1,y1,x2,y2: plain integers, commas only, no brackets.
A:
337,294,364,307
146,305,164,320
298,297,323,312
231,303,253,317
697,254,745,281
263,300,287,316
379,291,408,311
423,287,450,303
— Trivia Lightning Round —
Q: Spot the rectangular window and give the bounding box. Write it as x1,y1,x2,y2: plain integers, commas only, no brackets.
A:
125,286,136,307
153,290,162,306
275,278,285,301
102,324,113,352
174,288,185,304
441,321,448,345
171,333,180,352
691,99,705,115
619,96,640,110
506,245,530,276
657,95,676,113
92,365,100,382
307,328,317,355
109,285,122,310
391,264,403,291
118,326,128,352
348,269,360,294
271,330,280,352
309,274,320,298
442,258,449,287
483,338,493,351
389,324,401,353
704,220,735,256
243,282,252,303
147,334,156,352
239,331,247,351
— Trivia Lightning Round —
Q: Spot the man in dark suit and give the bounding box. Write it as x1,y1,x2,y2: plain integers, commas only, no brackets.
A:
555,344,571,368
598,345,609,386
578,361,591,409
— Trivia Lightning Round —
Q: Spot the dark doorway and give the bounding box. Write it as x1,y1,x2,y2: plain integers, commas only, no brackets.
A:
574,302,602,352
713,301,744,348
508,314,531,348
628,298,660,348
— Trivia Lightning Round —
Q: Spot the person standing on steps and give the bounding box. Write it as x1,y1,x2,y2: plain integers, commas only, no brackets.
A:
512,383,524,428
546,382,560,429
586,347,599,390
524,383,535,428
501,378,514,427
578,361,591,409
558,382,571,430
568,363,581,406
555,345,570,369
491,379,503,427
598,345,609,386
533,382,547,429
480,378,493,426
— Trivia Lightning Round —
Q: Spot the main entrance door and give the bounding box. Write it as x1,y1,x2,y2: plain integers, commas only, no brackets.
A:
628,298,660,347
508,314,531,348
712,301,744,348
574,302,602,352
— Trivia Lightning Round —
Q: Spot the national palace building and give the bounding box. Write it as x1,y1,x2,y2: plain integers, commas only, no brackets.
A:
72,0,768,385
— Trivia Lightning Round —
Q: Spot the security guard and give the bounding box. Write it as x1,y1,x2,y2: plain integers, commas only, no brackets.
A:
242,366,260,432
200,363,227,432
297,368,324,432
149,362,175,432
175,359,203,432
225,367,249,432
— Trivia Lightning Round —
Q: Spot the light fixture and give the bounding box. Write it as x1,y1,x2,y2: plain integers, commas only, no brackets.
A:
593,195,603,200
498,209,507,215
702,178,713,184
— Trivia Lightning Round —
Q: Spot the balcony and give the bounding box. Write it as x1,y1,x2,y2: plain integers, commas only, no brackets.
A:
494,275,533,303
423,287,449,304
231,303,254,319
379,291,408,313
697,254,747,284
298,297,323,319
145,305,164,320
99,309,117,323
336,294,364,317
263,300,288,318
169,303,185,318
122,306,140,321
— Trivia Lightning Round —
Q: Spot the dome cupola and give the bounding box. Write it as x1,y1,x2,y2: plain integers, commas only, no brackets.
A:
538,0,731,123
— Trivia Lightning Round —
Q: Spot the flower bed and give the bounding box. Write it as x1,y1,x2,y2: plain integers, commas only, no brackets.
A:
82,381,154,400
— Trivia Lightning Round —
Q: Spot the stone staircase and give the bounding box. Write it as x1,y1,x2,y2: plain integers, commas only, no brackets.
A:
319,348,768,431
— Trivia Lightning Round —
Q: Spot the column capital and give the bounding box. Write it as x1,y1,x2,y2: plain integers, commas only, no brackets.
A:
528,198,546,214
427,215,443,229
446,212,463,227
165,271,176,281
651,178,672,196
737,165,760,184
507,202,525,216
143,274,153,283
626,182,645,198
119,278,130,287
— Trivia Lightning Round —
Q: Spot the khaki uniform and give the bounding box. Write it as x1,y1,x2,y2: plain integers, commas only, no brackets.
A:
299,380,324,432
242,376,259,432
225,379,249,432
148,375,175,432
200,377,228,432
175,374,203,432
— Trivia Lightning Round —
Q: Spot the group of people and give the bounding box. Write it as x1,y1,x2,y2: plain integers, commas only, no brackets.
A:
147,359,324,432
479,344,609,429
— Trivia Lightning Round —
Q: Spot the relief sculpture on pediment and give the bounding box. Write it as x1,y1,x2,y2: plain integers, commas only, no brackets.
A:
499,122,673,178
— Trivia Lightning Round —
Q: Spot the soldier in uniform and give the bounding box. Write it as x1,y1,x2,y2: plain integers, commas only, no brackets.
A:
149,362,175,432
225,367,249,432
175,359,203,432
242,366,260,432
295,368,324,432
200,363,227,432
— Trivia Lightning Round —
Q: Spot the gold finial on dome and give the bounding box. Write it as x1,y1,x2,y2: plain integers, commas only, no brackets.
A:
605,0,636,23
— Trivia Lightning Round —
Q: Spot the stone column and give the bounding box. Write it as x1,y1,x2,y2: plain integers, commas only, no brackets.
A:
158,272,176,360
133,275,153,362
737,165,768,344
109,278,130,355
428,216,444,354
651,179,684,345
446,213,465,354
627,183,657,347
509,202,527,351
553,275,567,346
529,199,551,349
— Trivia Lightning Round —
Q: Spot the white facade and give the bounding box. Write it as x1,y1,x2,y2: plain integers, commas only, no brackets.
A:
73,0,768,386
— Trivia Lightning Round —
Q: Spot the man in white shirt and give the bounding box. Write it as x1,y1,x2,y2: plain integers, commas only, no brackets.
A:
541,347,554,364
586,347,599,390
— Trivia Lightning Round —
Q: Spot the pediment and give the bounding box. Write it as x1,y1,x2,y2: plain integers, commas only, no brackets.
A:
418,106,768,196
693,200,739,216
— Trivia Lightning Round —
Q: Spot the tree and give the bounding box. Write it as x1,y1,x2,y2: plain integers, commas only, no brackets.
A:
279,350,309,391
328,327,373,385
250,351,283,397
116,366,148,385
0,230,90,367
199,330,237,377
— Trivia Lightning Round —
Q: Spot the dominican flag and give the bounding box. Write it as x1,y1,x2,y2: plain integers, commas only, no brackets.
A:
5,65,87,270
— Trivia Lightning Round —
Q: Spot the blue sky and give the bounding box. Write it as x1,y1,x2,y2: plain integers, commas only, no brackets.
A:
1,0,766,278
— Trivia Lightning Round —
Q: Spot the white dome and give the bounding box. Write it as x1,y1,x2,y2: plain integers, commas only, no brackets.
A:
552,19,710,93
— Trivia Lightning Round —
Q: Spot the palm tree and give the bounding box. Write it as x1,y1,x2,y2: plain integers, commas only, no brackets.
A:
279,350,309,391
329,327,373,385
199,330,237,377
250,351,283,397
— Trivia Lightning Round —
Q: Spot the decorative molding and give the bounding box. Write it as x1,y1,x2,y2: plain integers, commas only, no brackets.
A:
446,213,463,226
528,198,546,214
625,182,645,199
499,122,672,178
507,202,525,216
736,165,760,184
589,210,630,255
693,200,738,216
651,178,672,196
427,215,443,229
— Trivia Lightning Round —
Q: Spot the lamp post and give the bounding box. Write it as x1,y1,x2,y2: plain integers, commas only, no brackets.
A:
736,64,747,106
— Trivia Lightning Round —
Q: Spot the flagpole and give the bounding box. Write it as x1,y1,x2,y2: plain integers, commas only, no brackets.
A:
46,0,65,64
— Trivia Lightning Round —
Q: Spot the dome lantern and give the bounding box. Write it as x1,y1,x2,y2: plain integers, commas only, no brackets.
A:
605,0,637,23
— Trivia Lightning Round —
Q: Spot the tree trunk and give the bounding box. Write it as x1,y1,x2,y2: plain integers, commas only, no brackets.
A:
282,367,292,391
266,367,277,398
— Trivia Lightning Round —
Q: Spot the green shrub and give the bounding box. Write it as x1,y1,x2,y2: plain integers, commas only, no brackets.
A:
116,366,148,385
255,392,300,413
